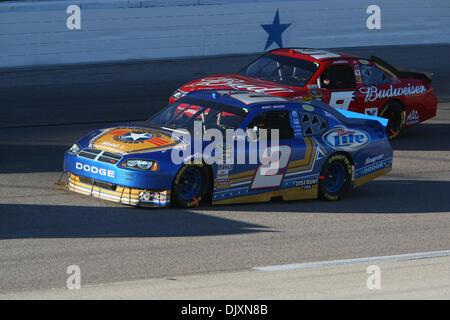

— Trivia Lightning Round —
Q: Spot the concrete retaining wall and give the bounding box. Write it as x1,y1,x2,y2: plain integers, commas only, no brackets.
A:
1,0,449,68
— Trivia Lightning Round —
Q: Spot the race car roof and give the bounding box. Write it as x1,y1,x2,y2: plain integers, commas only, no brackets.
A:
186,90,298,109
185,90,339,114
269,48,357,62
184,90,387,127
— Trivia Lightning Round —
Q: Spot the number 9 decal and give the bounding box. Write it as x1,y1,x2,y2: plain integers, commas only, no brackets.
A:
250,145,291,190
328,91,355,110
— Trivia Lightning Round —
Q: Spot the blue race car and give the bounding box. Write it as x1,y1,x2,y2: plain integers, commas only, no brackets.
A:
62,90,393,208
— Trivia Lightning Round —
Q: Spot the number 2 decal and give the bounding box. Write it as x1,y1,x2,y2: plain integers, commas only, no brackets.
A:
250,146,291,190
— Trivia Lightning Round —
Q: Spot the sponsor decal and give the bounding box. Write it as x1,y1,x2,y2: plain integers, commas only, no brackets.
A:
75,162,115,178
365,107,378,117
216,179,230,186
217,169,229,176
216,166,231,187
153,192,167,205
323,127,370,151
290,110,303,138
138,191,167,205
308,89,322,98
307,84,319,89
354,69,361,76
302,104,315,112
218,164,233,170
187,77,293,94
359,84,427,102
177,105,198,116
95,141,127,153
333,60,348,64
295,178,318,190
406,109,419,125
139,191,152,201
365,154,384,165
356,159,392,178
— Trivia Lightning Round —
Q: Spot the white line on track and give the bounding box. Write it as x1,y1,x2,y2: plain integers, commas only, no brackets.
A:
253,250,450,272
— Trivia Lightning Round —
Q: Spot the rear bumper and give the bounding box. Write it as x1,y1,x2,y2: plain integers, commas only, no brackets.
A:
65,173,170,207
422,89,438,122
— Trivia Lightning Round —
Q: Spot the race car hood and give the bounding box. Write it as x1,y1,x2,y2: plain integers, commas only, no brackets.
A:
180,74,296,95
88,126,181,155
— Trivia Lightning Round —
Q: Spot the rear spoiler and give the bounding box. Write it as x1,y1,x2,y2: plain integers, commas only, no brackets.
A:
370,56,433,83
335,108,388,129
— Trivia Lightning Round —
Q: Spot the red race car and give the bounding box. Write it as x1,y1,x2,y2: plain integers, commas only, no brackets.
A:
170,48,437,139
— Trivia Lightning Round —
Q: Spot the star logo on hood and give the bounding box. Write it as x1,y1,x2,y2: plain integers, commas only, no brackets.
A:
261,9,291,50
120,132,153,142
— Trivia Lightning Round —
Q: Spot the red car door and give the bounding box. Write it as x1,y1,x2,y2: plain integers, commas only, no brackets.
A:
315,62,365,112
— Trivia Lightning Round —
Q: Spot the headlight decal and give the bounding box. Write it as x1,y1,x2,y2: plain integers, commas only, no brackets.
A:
122,159,159,171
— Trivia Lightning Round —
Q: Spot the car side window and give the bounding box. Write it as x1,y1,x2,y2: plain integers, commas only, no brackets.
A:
299,111,328,136
360,64,392,86
247,110,294,140
320,65,356,90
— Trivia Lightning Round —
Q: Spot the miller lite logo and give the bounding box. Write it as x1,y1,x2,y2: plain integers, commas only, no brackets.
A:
323,127,370,150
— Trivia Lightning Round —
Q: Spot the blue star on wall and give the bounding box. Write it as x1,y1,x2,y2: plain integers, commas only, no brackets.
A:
261,9,291,50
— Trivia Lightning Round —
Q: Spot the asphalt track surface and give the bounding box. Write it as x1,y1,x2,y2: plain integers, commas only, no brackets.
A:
0,44,449,295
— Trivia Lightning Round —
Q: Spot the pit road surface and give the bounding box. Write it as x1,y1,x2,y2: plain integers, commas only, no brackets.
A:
0,44,449,298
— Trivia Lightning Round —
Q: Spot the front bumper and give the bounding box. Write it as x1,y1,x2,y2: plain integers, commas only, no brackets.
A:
65,173,170,207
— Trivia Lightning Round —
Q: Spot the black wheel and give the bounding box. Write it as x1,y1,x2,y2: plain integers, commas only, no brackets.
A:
318,154,352,201
380,101,405,140
171,164,210,208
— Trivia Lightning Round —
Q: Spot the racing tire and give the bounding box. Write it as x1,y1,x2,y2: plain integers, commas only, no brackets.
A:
318,154,352,201
380,101,405,140
171,164,210,208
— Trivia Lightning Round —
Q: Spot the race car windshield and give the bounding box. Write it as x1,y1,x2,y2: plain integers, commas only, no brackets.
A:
147,99,246,133
238,53,319,87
